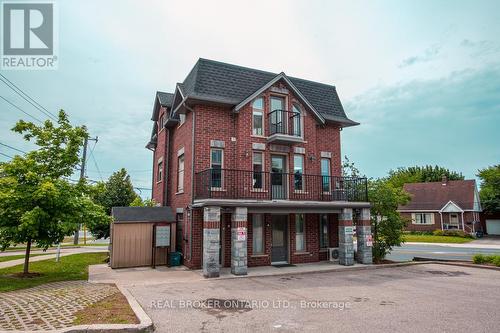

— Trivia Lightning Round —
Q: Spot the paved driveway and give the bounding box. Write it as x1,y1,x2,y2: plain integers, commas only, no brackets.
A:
128,264,499,332
388,243,500,261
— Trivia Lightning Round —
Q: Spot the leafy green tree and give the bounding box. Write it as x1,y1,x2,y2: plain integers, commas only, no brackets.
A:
387,165,464,188
130,197,157,207
369,179,411,262
88,168,139,239
0,111,110,274
477,165,500,213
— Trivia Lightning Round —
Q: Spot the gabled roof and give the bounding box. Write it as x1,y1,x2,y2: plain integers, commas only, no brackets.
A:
173,58,358,127
151,91,174,121
398,180,481,211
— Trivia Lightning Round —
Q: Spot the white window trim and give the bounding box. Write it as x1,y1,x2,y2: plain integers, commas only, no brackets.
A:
292,104,304,138
177,154,184,193
320,214,329,249
411,213,434,225
295,214,306,252
293,154,305,192
252,214,264,254
157,159,163,183
252,97,265,136
320,158,331,194
210,148,224,190
270,95,288,134
252,151,265,190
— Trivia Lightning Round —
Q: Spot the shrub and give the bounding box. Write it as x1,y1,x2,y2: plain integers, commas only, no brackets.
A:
473,254,486,264
473,254,500,266
433,230,444,236
492,256,500,267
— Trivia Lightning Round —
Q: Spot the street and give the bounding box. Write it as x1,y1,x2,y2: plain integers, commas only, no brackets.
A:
128,263,500,332
388,242,500,261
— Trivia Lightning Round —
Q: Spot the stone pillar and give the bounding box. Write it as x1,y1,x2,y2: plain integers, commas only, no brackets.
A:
231,207,248,275
203,206,221,278
356,208,373,264
338,208,354,266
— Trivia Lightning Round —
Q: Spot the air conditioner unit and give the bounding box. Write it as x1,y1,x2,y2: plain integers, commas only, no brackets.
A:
328,247,339,262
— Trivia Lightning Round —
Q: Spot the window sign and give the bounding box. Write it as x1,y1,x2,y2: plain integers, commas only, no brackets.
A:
155,225,171,247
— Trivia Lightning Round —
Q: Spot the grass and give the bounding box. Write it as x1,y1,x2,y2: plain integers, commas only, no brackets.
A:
0,253,50,263
0,252,108,292
403,234,473,244
73,292,139,325
472,254,500,267
4,243,109,252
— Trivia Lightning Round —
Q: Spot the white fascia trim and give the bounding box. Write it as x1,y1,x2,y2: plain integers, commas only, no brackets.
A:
233,72,325,124
439,200,464,213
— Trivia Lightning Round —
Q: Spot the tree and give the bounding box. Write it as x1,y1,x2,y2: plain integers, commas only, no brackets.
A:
0,111,110,274
130,197,157,207
369,179,411,262
387,165,464,188
88,168,139,239
478,165,500,213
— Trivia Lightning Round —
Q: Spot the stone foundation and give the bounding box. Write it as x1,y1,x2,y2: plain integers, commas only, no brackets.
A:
338,208,354,266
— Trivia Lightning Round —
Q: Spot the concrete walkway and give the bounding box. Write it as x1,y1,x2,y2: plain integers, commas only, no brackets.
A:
0,247,108,269
404,241,500,249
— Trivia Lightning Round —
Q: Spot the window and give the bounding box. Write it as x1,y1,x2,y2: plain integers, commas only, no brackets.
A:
179,113,186,125
295,214,306,252
413,213,433,225
320,214,329,248
177,154,184,192
292,104,302,136
253,152,263,189
252,98,264,136
270,96,285,134
210,148,223,188
157,160,163,182
252,214,264,254
159,113,164,129
294,154,304,191
321,158,331,192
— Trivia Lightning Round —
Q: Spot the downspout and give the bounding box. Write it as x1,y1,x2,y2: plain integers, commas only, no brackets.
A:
461,211,465,232
164,126,172,206
440,212,443,230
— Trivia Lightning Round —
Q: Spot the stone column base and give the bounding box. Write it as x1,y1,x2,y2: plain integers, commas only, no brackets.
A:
339,208,354,266
203,207,221,278
356,208,373,264
231,207,248,276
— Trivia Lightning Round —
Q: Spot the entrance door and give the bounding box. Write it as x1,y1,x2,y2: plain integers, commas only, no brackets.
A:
271,215,288,264
271,155,287,199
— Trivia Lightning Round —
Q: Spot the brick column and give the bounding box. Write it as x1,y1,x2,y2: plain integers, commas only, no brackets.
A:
231,207,248,275
338,208,354,266
356,208,373,264
203,207,221,278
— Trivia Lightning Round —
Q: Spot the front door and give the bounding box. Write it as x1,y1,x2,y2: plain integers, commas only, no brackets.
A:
271,155,287,199
271,215,288,264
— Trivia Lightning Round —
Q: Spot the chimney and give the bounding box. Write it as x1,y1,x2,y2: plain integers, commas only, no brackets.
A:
442,175,448,185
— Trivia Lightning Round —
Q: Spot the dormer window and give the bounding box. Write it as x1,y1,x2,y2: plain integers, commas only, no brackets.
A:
252,97,264,136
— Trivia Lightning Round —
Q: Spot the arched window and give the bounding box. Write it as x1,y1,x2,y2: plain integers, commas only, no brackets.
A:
292,104,302,137
252,97,264,136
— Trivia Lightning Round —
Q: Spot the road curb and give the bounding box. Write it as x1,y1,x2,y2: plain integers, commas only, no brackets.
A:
0,284,154,333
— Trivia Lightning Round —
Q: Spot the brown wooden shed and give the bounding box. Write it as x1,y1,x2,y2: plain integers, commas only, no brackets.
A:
110,206,176,268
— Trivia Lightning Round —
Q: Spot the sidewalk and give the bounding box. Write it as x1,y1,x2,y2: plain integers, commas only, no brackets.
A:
404,242,500,249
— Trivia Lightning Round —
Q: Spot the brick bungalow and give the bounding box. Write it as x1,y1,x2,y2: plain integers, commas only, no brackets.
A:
398,178,482,234
146,58,372,277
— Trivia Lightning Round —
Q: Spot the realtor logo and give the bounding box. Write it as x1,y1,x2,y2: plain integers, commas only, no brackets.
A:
1,1,58,70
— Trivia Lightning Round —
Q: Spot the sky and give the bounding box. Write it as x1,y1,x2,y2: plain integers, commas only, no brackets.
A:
1,0,499,197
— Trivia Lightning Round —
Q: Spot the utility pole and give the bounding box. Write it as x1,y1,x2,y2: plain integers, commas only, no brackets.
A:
74,136,98,245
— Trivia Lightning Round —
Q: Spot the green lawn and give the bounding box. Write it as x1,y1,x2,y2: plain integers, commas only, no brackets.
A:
403,234,473,244
0,252,108,292
0,253,50,263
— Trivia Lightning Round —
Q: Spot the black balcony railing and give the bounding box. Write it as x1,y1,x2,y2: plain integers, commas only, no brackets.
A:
269,109,301,137
194,168,368,202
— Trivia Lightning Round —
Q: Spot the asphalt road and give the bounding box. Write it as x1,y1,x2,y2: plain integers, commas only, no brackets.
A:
388,243,500,261
128,264,500,332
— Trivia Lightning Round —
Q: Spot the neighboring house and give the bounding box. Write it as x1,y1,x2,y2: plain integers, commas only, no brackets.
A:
146,58,371,278
398,178,482,234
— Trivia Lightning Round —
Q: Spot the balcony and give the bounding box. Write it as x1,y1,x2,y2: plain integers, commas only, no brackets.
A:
267,109,303,144
194,168,368,202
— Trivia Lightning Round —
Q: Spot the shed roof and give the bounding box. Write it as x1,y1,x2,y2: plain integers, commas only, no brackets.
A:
111,206,175,223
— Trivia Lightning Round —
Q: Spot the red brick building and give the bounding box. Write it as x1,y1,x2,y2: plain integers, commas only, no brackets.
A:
398,178,482,234
147,59,371,277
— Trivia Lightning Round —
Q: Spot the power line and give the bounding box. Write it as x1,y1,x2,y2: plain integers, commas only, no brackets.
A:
0,142,27,154
0,95,43,123
89,149,103,181
0,74,58,121
0,152,13,159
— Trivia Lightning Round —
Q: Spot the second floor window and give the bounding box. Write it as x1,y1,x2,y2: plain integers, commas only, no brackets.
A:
157,160,163,182
292,104,302,137
252,98,264,136
177,154,184,192
321,158,331,193
211,148,223,188
294,154,304,191
253,152,263,189
270,96,285,134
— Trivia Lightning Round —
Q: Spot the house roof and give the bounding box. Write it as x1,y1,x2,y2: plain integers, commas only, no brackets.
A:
157,91,174,107
112,206,175,223
398,180,480,211
174,58,357,126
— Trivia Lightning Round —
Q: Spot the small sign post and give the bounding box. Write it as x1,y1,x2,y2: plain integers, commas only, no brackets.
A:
152,223,171,268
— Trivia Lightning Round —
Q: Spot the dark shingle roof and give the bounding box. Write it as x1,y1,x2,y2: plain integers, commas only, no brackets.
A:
112,206,175,223
399,180,479,211
179,58,353,123
157,91,174,107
